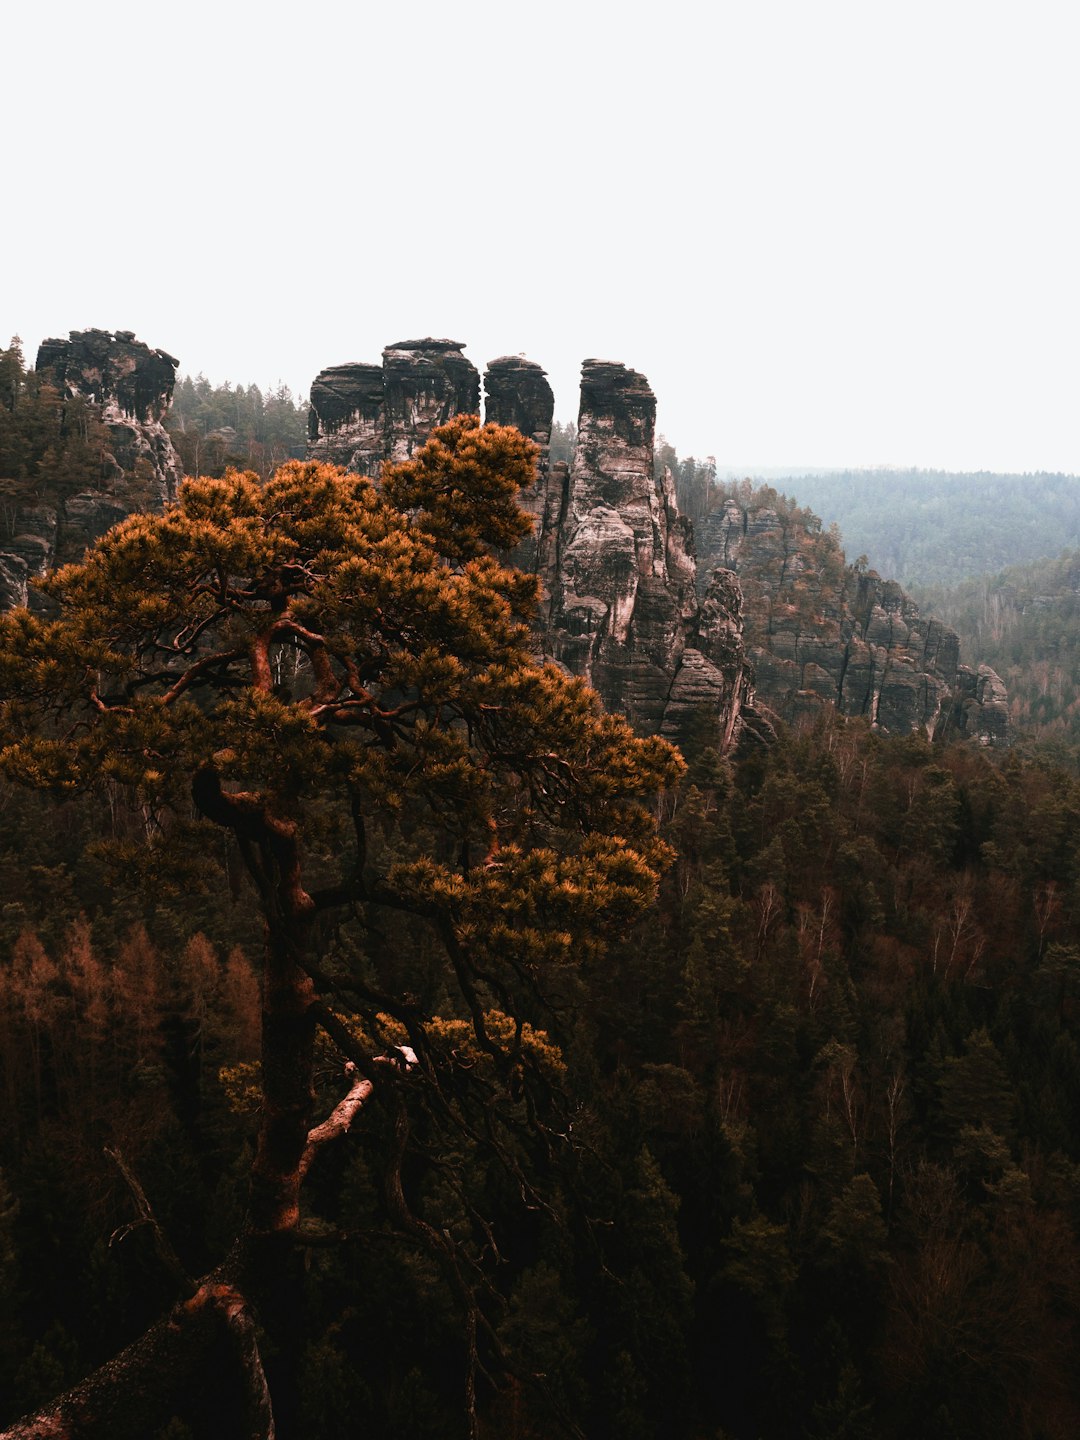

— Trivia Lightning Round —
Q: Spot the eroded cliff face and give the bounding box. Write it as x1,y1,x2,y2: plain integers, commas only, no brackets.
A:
307,340,480,472
545,360,751,742
483,356,559,586
699,490,1009,744
308,344,754,749
306,363,385,476
36,329,182,507
0,330,181,611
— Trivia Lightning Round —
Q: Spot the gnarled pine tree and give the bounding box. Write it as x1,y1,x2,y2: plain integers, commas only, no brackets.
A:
0,416,682,1438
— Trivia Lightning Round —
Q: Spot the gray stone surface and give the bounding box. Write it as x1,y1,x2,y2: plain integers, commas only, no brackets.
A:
542,360,751,742
308,340,482,473
382,340,480,463
306,363,386,475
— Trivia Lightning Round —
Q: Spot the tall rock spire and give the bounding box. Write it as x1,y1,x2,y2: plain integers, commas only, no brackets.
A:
381,339,480,463
545,359,752,740
483,356,558,587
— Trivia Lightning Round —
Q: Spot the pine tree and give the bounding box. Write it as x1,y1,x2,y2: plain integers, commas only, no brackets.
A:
0,416,683,1436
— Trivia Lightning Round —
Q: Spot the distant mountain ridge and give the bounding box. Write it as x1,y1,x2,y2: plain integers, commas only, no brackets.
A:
913,550,1080,753
762,468,1080,587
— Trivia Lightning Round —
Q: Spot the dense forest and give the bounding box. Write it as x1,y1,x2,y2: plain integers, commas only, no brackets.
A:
166,374,308,478
4,696,1080,1438
3,353,1080,1438
764,469,1080,587
914,551,1080,758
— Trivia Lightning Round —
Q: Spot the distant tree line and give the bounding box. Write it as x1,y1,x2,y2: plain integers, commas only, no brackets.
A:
915,549,1080,762
768,469,1080,587
167,374,308,478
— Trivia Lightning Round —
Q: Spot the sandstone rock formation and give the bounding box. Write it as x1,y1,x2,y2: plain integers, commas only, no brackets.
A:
382,340,480,463
543,360,751,742
483,356,558,585
36,328,182,507
698,489,1009,744
306,363,385,475
309,344,754,749
307,341,480,472
0,330,182,611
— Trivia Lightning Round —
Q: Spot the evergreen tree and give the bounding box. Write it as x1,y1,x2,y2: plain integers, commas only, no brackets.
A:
0,417,683,1436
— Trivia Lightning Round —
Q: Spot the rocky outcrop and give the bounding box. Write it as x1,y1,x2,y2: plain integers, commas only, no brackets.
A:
382,340,480,463
0,331,182,611
483,356,559,587
308,341,480,474
308,344,754,749
699,492,1009,744
543,361,751,742
36,329,182,507
306,363,385,475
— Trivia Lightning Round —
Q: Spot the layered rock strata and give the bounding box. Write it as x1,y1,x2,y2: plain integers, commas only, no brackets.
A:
699,495,1009,744
382,340,480,463
307,340,480,472
543,360,751,743
483,356,558,585
0,330,181,611
306,363,385,475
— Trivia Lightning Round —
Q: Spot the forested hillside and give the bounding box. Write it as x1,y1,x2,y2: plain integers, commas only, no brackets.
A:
763,469,1080,587
0,341,309,529
0,339,124,506
915,551,1080,758
3,703,1080,1437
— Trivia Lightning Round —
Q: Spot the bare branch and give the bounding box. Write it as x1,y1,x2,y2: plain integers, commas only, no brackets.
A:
105,1147,196,1300
298,1064,373,1180
299,1042,419,1181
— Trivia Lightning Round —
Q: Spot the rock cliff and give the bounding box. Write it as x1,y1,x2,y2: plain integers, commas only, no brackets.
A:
36,329,182,507
308,340,480,472
0,330,181,611
482,356,559,589
544,360,750,743
309,343,754,748
698,486,1009,744
306,362,386,476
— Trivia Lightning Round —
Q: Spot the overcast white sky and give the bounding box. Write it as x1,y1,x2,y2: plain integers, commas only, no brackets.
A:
6,0,1080,472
